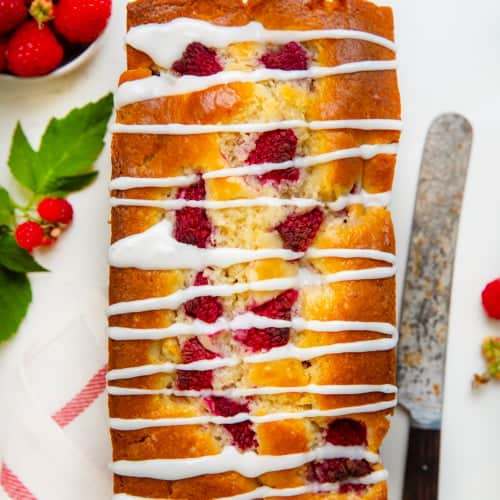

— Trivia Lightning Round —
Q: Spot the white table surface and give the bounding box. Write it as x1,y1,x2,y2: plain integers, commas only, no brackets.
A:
1,0,500,498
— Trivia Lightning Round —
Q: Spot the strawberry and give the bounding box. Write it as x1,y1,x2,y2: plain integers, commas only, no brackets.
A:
307,458,372,483
172,42,223,76
275,207,324,252
0,39,7,72
0,0,28,36
260,42,309,71
482,279,500,319
54,0,111,44
174,179,212,248
184,272,223,324
247,129,299,185
7,21,63,77
326,418,367,447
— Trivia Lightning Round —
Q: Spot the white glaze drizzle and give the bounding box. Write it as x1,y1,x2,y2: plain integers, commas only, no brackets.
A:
109,218,395,271
107,383,397,397
109,143,397,189
107,266,396,316
116,60,398,108
126,18,396,69
108,314,397,340
111,190,390,212
106,335,397,382
112,470,388,500
110,118,403,137
111,443,379,480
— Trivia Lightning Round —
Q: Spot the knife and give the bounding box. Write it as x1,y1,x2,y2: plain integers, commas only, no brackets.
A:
398,114,473,500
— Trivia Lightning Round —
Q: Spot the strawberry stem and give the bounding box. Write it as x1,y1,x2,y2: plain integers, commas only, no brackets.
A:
29,0,54,27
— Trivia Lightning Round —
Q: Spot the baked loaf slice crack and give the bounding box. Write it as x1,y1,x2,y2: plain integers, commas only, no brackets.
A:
109,0,401,498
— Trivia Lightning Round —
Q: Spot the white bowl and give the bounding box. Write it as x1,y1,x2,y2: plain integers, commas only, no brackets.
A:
0,33,104,82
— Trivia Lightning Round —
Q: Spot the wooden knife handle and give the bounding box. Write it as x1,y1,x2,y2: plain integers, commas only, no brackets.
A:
403,427,441,500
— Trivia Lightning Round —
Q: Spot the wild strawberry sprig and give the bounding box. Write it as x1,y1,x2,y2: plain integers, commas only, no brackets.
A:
0,94,113,342
473,279,500,388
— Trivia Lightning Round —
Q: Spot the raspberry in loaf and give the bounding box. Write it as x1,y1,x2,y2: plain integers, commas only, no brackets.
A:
108,0,401,498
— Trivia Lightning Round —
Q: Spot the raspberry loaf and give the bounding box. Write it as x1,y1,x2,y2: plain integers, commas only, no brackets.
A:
108,0,401,498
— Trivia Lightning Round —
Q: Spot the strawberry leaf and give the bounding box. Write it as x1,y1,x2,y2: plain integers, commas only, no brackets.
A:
0,266,32,342
43,171,99,195
8,124,38,192
7,93,113,195
0,234,47,273
0,186,15,227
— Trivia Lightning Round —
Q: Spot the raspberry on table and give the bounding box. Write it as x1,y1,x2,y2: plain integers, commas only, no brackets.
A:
174,179,212,248
172,42,223,76
275,207,324,252
247,129,300,185
54,0,111,44
184,272,223,324
0,0,28,36
260,42,309,71
7,21,63,77
307,458,372,483
14,221,45,252
326,418,368,447
37,197,73,224
481,279,500,319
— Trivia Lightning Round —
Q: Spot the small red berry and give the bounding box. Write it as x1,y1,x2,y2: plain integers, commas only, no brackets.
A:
177,338,218,391
41,235,55,246
307,458,372,483
37,197,73,224
0,0,28,36
247,129,299,185
224,421,257,451
54,0,111,44
184,272,223,323
7,21,63,77
0,39,7,72
252,289,299,320
172,42,223,76
275,207,324,252
326,418,367,447
482,279,500,319
338,484,368,494
260,42,309,71
14,221,44,252
174,179,212,248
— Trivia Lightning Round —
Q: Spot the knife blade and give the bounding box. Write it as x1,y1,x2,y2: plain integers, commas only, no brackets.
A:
398,113,473,500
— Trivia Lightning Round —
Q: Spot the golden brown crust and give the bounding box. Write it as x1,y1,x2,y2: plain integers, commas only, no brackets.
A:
110,0,400,498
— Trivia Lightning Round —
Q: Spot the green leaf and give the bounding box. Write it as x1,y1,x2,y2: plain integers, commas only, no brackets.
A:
35,93,113,194
0,234,47,273
8,123,38,192
7,93,113,195
0,266,32,342
0,186,15,227
44,171,99,195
